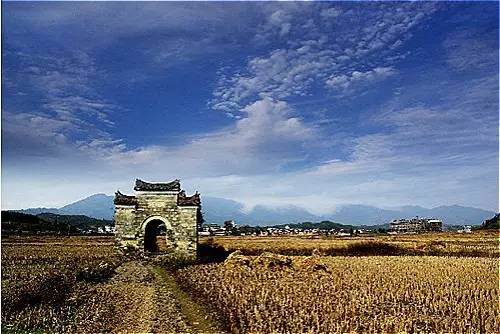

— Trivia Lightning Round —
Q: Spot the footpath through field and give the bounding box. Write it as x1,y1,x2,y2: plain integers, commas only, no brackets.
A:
109,261,226,334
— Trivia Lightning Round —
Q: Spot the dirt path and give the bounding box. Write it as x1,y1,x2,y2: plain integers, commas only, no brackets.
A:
151,266,226,334
109,261,226,334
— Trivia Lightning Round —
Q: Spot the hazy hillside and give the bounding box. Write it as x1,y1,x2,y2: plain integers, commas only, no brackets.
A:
14,193,496,226
17,207,62,215
423,205,495,226
478,213,499,229
2,211,112,234
242,205,321,226
330,205,399,225
201,197,247,223
330,204,496,226
59,194,114,220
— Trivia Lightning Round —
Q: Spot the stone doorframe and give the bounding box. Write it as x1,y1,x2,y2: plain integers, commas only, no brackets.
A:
139,215,176,252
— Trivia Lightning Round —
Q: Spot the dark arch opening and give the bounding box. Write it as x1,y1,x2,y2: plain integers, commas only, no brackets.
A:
144,219,171,253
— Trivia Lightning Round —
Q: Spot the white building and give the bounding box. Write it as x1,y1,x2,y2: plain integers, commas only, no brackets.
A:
390,217,443,233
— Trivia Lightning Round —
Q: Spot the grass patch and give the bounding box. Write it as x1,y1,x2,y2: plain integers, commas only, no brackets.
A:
154,266,228,333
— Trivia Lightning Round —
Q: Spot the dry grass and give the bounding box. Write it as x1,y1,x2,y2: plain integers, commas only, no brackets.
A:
178,254,499,333
1,236,123,333
3,233,499,333
1,236,219,333
202,231,499,257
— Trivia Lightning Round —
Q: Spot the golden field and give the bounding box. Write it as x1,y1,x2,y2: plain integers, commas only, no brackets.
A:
178,254,499,333
2,233,499,333
1,236,124,333
2,236,217,333
203,231,499,257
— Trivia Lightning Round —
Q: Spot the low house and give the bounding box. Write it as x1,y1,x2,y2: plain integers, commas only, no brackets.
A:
200,223,225,236
457,225,472,233
390,217,443,234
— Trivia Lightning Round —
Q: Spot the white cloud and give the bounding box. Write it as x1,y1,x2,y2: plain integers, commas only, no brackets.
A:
207,75,498,213
253,4,305,43
320,7,342,18
7,71,497,213
211,3,436,112
211,47,336,110
3,85,498,213
269,10,293,36
2,96,321,209
109,97,316,177
326,66,397,92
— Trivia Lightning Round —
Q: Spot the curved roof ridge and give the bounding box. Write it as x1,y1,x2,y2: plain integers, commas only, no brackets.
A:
134,179,181,192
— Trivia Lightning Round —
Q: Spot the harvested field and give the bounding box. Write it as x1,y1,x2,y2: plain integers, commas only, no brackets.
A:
202,231,499,257
178,254,500,333
3,234,499,333
1,236,224,333
2,236,121,332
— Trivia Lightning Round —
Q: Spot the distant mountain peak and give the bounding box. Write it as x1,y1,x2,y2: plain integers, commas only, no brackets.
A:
88,193,110,197
16,193,496,226
58,194,115,219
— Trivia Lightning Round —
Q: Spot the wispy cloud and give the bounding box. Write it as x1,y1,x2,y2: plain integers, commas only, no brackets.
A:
3,51,119,160
211,3,436,112
326,67,397,93
443,28,498,72
2,112,73,158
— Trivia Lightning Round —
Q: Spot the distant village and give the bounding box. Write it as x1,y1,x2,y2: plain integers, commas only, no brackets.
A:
199,220,367,237
72,216,473,236
2,210,484,236
198,217,474,237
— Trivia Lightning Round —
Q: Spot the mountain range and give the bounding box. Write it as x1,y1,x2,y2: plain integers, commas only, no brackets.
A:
15,193,496,226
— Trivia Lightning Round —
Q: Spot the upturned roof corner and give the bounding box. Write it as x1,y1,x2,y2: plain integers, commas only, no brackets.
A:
114,190,138,206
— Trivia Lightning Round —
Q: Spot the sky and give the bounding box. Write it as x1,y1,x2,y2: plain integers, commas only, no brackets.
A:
2,2,498,213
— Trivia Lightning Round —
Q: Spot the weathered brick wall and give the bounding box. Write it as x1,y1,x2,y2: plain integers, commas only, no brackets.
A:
114,206,138,250
114,191,198,258
175,206,198,254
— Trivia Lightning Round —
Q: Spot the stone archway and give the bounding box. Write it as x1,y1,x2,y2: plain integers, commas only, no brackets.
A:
142,216,175,253
114,179,200,258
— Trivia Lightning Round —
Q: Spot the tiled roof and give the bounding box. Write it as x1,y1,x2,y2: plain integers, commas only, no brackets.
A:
114,191,137,206
178,190,201,206
134,179,181,192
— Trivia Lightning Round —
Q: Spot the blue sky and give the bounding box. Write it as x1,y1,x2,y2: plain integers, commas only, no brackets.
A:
2,2,498,213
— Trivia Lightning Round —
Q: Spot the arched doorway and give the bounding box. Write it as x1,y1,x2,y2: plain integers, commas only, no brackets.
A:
143,218,174,253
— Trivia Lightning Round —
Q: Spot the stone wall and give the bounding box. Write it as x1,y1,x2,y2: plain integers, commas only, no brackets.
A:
114,180,199,258
114,205,138,250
